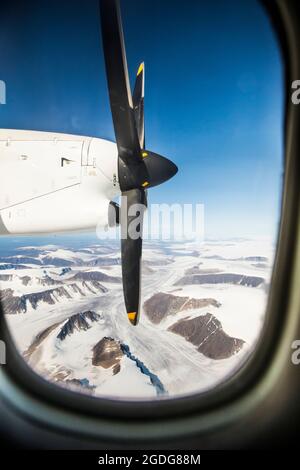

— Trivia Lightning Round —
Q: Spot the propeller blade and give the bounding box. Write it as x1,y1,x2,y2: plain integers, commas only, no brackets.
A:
132,63,147,205
100,0,178,326
133,62,145,149
120,189,146,325
100,0,142,164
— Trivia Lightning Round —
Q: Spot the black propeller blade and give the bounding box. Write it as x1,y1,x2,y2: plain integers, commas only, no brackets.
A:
100,0,141,163
120,189,145,325
100,0,178,325
133,62,145,149
133,62,148,209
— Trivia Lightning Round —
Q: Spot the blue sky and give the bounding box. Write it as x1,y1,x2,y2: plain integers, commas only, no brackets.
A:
0,0,284,239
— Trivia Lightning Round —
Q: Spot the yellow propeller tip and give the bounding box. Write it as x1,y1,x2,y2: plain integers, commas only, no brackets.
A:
137,62,144,76
127,312,138,325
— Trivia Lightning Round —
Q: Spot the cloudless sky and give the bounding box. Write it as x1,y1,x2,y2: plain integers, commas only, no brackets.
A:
0,0,284,239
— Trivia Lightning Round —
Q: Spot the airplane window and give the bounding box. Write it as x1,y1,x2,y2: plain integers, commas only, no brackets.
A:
0,0,283,400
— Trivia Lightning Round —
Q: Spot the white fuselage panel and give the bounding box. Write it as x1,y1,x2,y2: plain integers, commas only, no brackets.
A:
0,129,120,235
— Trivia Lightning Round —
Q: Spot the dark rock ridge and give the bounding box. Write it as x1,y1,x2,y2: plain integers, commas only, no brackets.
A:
38,275,63,286
24,311,100,359
60,267,72,276
27,271,120,286
0,256,42,265
0,271,116,295
0,263,28,270
175,273,264,287
169,313,245,359
57,311,100,341
85,257,121,267
144,292,221,324
1,280,107,314
24,322,62,359
0,274,57,286
92,337,123,374
44,255,119,268
202,255,268,263
0,250,128,273
41,256,74,267
1,287,71,313
0,270,118,289
71,270,121,284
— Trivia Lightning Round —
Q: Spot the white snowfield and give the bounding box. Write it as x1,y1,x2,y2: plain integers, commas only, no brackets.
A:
1,238,274,399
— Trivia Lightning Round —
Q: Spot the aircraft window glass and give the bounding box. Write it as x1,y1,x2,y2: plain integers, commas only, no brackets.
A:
0,0,283,400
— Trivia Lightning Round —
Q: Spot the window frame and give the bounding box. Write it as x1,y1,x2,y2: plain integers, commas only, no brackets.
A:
0,0,299,445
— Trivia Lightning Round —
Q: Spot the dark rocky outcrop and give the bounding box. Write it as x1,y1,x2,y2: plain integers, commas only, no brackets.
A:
57,311,100,341
244,256,268,262
92,337,166,395
1,288,31,314
60,267,72,276
70,270,121,284
184,265,221,275
92,337,123,372
144,292,221,324
175,273,264,287
169,313,245,359
19,275,32,286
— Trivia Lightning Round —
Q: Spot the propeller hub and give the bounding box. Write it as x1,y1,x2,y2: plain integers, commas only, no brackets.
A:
118,150,178,192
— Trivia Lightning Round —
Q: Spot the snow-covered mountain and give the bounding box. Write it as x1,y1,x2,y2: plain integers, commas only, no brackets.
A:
0,238,274,399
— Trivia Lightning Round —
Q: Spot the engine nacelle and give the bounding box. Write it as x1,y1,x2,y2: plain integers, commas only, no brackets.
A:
108,201,120,227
